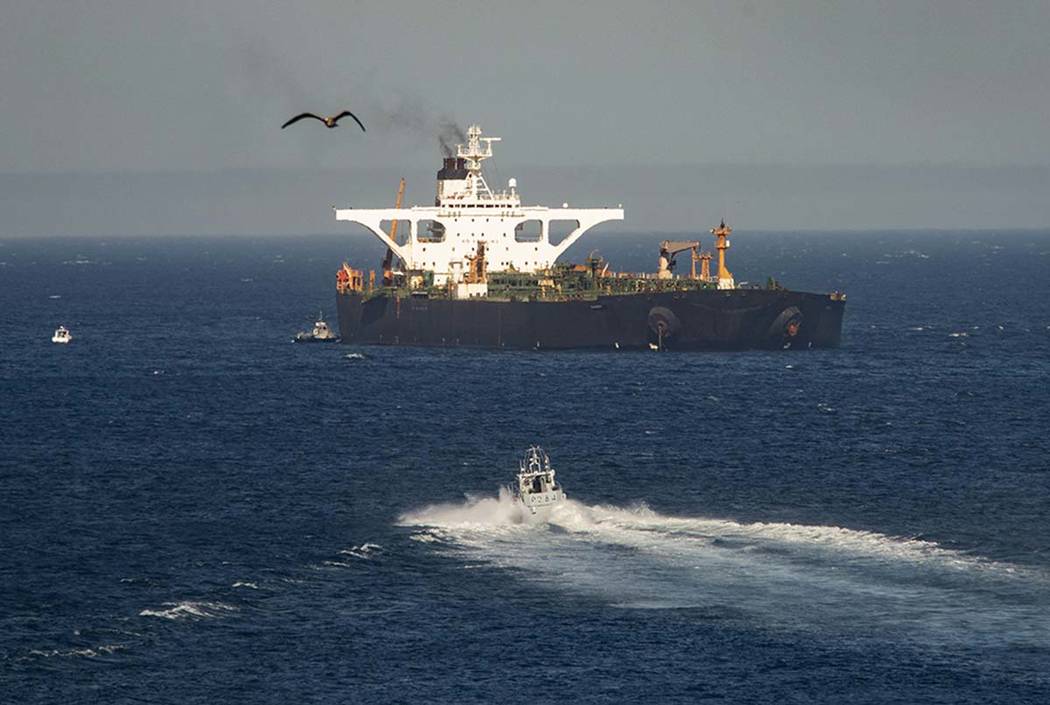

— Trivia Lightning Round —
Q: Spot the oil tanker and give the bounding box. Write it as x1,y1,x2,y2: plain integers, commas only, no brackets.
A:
333,125,844,351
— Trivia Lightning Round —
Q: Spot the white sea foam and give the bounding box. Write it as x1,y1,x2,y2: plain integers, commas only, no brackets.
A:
318,542,386,568
232,581,259,589
339,543,383,560
402,494,975,567
400,487,540,530
139,601,237,620
30,644,125,658
399,491,1050,646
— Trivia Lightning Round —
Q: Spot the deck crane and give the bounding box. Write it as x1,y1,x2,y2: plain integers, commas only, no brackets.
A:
657,240,715,281
380,178,406,286
657,240,697,280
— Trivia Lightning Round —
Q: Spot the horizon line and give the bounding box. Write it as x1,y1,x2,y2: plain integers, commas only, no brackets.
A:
4,227,1050,240
3,162,1050,178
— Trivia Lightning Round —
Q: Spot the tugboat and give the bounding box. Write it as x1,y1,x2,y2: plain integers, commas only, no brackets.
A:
51,326,72,344
294,311,340,343
514,446,566,515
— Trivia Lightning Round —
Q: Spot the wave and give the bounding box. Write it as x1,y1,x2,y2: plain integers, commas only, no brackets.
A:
139,601,237,621
28,644,125,659
339,543,383,560
318,542,386,569
399,491,1050,647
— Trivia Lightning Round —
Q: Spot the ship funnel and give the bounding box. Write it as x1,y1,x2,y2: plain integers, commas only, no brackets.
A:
437,157,468,181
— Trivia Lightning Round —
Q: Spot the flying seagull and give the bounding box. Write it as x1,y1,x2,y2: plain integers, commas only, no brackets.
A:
281,110,365,131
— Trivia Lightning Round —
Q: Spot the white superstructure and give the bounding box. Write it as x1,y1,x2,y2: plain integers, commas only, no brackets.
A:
51,326,72,344
514,446,566,515
335,125,623,287
294,311,339,342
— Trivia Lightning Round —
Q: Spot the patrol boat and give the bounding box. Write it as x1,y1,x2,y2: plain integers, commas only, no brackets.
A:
514,446,566,515
51,326,72,344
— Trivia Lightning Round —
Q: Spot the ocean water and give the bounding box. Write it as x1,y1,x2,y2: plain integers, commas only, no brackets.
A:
2,231,1049,703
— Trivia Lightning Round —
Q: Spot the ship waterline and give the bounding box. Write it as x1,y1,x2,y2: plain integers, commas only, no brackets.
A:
336,288,844,351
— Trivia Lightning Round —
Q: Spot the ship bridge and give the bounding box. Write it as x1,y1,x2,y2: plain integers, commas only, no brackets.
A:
335,124,623,285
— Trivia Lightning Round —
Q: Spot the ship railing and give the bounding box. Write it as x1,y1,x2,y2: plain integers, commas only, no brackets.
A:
437,208,524,218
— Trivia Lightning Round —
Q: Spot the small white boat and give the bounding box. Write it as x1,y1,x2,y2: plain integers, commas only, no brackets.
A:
294,311,340,343
51,326,72,344
514,446,566,514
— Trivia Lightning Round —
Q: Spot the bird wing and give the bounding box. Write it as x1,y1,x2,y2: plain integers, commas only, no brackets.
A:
333,110,366,132
281,113,326,129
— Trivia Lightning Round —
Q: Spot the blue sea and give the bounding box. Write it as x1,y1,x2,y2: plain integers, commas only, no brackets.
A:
2,231,1049,703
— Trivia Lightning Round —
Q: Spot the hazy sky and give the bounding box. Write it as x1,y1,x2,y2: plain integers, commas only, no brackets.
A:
2,1,1049,233
5,0,1050,172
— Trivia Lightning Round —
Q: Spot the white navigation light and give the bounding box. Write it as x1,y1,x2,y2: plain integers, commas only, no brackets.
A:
508,177,517,189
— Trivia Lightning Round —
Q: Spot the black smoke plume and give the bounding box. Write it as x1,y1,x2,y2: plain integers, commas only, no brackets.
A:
368,97,466,157
438,120,467,157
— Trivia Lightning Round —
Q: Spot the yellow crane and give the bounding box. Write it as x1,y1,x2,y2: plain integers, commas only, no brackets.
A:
381,178,406,286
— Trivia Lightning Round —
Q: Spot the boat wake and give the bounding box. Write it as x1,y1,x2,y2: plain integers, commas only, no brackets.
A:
400,491,1050,648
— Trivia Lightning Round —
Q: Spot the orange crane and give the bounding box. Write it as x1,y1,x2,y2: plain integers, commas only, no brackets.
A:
381,178,406,286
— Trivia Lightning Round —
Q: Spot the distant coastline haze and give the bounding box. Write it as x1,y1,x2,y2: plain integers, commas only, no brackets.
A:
2,1,1049,235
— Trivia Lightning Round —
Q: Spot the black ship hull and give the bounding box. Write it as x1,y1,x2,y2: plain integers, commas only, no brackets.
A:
336,289,844,351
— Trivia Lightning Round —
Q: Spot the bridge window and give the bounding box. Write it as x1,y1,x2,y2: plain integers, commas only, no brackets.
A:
514,219,543,243
417,219,446,243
